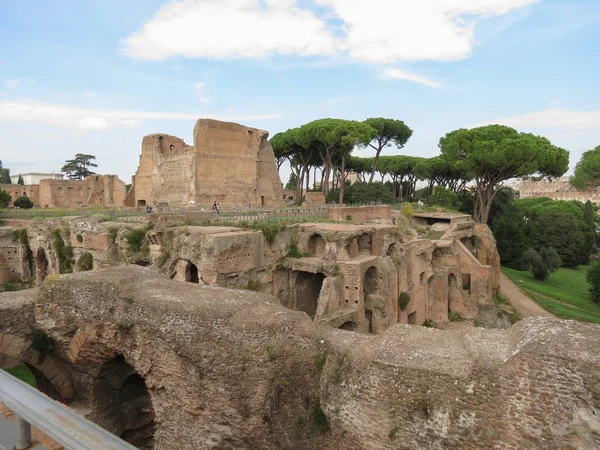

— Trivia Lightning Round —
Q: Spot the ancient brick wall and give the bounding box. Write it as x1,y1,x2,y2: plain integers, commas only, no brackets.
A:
37,175,126,208
520,177,600,204
0,184,39,207
2,267,596,449
329,205,391,222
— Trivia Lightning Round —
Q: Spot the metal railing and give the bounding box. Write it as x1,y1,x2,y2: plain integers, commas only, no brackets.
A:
0,370,136,450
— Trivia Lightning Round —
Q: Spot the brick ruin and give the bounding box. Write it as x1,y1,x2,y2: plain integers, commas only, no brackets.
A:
0,266,598,449
519,176,600,204
124,119,284,209
0,174,126,208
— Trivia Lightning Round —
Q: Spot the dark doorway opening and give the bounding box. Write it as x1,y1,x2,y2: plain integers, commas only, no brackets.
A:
96,356,155,449
408,311,417,325
137,200,146,207
339,321,356,331
188,263,200,283
35,248,48,283
295,271,325,318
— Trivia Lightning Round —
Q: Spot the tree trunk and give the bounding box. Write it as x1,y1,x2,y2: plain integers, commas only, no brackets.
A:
368,140,383,183
339,153,346,204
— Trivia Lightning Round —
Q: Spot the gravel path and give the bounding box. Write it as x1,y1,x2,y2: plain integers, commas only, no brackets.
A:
499,273,555,318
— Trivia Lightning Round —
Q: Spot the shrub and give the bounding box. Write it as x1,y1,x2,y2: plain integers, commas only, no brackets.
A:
77,252,94,271
126,228,147,252
398,292,410,311
0,189,11,209
13,196,33,209
430,186,458,209
522,247,561,281
327,182,395,205
91,213,111,222
29,328,56,359
287,239,303,258
76,234,83,243
402,203,414,217
587,262,600,305
252,221,286,246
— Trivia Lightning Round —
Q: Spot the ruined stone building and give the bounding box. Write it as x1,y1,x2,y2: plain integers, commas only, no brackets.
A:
0,207,599,449
519,176,600,204
0,174,126,208
124,119,283,209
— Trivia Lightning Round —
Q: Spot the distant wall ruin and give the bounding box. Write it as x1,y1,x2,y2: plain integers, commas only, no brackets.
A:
519,177,600,204
0,174,126,208
126,119,283,209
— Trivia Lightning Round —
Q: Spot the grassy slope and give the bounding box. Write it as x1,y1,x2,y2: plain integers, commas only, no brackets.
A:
502,266,600,324
4,364,37,387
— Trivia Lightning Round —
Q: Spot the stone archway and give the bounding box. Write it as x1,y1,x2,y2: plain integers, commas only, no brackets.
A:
0,333,75,400
170,259,203,284
339,321,356,331
91,355,156,449
358,233,372,254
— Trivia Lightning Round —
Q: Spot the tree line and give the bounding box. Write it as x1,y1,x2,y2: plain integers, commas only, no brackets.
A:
272,119,570,223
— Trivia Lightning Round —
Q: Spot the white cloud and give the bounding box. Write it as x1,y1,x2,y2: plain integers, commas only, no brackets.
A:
78,116,111,130
0,100,282,130
381,68,441,88
479,108,600,131
123,0,537,63
123,0,338,60
82,90,99,101
5,79,22,89
194,82,211,104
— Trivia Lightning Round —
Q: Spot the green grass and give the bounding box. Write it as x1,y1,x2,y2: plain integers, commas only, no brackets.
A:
502,266,600,323
4,365,37,387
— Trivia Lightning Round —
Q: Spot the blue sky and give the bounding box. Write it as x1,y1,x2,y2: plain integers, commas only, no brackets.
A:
1,0,599,185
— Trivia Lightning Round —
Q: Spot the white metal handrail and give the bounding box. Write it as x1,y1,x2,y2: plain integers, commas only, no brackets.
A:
0,370,137,450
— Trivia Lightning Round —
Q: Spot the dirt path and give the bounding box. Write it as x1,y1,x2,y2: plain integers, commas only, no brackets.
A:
499,273,555,318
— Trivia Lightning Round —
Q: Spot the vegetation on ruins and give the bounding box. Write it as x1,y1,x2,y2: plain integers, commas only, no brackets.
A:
61,153,98,180
503,266,600,323
438,125,569,223
0,160,11,184
29,327,57,359
13,195,33,209
12,228,28,245
398,292,410,311
0,189,11,208
571,144,600,189
126,228,147,252
402,202,414,217
522,247,561,281
77,252,94,271
52,229,74,273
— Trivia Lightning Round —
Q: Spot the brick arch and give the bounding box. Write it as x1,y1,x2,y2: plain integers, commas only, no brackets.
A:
0,332,75,399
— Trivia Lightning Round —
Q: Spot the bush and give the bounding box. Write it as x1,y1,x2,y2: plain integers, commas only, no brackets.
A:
430,186,458,209
29,328,56,359
77,252,94,271
587,262,600,305
522,247,561,281
0,189,11,209
402,203,414,217
327,182,395,205
398,292,410,311
12,228,28,245
126,228,147,252
13,196,33,209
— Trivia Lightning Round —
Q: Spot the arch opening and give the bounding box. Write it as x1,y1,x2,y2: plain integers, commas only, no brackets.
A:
339,321,356,331
358,233,372,254
307,234,326,258
94,355,156,449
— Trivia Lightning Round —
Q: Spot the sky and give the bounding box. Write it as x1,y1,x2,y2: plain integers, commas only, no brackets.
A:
0,0,599,185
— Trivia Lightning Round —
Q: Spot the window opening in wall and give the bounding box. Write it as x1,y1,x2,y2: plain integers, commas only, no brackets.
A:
169,144,174,150
358,233,372,254
307,234,325,257
365,310,373,333
408,311,417,325
461,273,471,291
137,200,146,207
420,272,426,286
364,266,378,297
